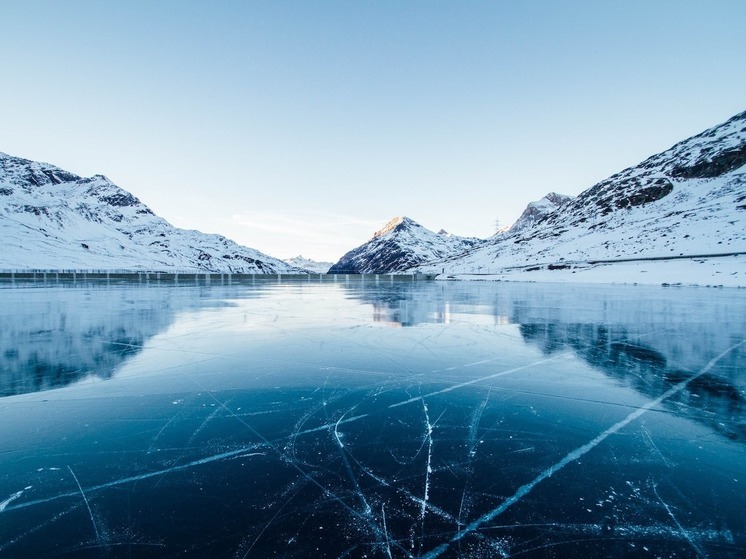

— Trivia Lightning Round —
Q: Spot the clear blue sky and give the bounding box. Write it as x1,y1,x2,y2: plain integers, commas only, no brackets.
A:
1,1,744,262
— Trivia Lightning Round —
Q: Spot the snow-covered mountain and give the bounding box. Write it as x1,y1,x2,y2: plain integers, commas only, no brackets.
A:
0,152,299,273
420,110,746,274
328,216,481,274
508,192,574,233
284,255,333,274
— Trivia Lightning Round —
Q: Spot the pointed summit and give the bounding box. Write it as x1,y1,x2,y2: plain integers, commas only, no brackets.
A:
509,192,574,233
329,216,480,274
373,216,415,238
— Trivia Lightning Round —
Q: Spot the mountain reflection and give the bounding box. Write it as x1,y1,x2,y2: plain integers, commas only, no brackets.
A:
520,322,745,441
0,284,224,396
3,279,745,446
345,280,746,442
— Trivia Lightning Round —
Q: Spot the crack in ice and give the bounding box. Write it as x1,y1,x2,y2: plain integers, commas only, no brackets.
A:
421,400,434,521
3,444,267,514
67,465,101,545
390,352,572,408
421,339,746,558
653,482,707,558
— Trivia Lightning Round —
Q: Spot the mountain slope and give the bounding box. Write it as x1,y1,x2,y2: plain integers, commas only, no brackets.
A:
329,216,481,274
0,152,298,273
508,192,574,233
284,255,333,274
420,110,746,273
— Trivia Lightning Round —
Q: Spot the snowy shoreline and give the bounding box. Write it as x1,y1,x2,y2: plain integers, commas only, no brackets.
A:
436,254,746,288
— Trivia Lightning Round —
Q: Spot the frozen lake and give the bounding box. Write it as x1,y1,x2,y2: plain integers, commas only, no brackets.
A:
1,277,745,558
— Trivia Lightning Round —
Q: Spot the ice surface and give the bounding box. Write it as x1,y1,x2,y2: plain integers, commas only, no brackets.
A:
0,277,744,558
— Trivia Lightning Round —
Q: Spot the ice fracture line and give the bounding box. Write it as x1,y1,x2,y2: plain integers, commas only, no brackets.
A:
421,339,746,558
390,352,572,408
421,400,433,521
653,482,707,558
4,445,267,513
67,466,101,544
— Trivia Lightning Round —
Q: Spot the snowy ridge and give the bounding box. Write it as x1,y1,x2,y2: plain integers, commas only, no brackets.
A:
417,110,746,279
284,255,333,274
0,152,299,273
508,192,574,233
328,216,481,274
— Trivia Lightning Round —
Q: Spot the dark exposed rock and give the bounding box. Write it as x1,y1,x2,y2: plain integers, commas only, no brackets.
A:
99,192,139,207
0,188,12,195
41,169,79,185
671,144,746,179
616,179,673,208
23,205,50,217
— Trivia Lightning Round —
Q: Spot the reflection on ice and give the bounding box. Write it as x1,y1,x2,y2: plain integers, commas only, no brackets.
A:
0,285,238,396
0,279,744,558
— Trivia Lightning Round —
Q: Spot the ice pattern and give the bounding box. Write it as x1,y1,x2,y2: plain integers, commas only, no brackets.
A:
0,277,744,558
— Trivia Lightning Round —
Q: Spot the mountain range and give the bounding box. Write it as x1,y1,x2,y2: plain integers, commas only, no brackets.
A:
0,152,298,273
2,110,744,278
284,255,334,274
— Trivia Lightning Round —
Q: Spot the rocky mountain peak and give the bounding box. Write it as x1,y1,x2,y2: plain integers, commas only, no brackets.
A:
373,216,416,238
329,217,480,274
538,109,746,230
283,255,333,274
509,192,574,233
0,152,82,189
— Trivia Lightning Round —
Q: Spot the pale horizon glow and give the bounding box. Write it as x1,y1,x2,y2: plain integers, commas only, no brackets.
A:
1,1,744,262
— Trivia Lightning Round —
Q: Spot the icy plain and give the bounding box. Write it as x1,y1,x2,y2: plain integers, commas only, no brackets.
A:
0,277,744,558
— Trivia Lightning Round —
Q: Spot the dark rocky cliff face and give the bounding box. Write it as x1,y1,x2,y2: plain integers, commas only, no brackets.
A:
329,245,414,274
0,153,82,189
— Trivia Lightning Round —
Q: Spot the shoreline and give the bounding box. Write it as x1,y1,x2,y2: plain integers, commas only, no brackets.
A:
435,254,746,288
